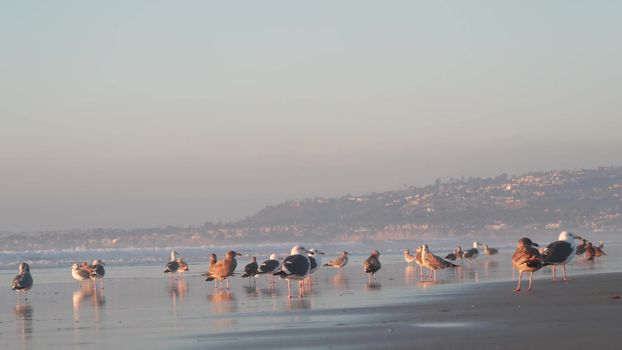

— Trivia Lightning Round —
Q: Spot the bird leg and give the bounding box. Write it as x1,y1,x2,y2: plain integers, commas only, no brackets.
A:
298,280,304,298
226,278,230,290
552,266,557,281
562,265,568,281
514,270,522,291
528,271,534,291
287,280,292,298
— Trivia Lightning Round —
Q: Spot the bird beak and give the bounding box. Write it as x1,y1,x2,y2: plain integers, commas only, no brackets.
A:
532,242,539,247
236,252,242,256
574,235,583,240
319,251,325,255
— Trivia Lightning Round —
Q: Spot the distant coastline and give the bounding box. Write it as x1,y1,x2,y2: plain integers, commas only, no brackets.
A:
2,166,621,251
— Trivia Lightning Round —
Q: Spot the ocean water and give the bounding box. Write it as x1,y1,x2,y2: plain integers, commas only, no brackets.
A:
1,230,618,270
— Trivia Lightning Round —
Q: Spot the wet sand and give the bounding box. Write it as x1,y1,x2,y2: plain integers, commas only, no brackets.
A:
201,272,622,350
1,250,621,349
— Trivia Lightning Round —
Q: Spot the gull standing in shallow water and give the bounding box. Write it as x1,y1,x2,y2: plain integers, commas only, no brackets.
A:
414,245,427,276
463,241,480,260
542,231,582,281
72,263,91,285
274,245,310,298
483,244,498,256
12,263,33,300
404,249,416,265
421,245,459,281
203,250,242,289
363,250,381,282
90,260,106,288
164,251,180,276
323,251,349,269
241,256,259,283
584,242,596,261
307,249,325,284
255,254,281,284
512,237,543,291
177,257,189,272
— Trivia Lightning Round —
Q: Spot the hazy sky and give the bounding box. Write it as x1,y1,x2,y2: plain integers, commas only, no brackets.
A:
1,1,621,231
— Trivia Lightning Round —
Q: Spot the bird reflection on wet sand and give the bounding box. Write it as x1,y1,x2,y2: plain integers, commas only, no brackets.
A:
404,266,417,285
365,281,382,291
207,291,238,330
15,303,33,349
73,284,106,315
329,273,349,288
287,296,311,310
167,278,189,301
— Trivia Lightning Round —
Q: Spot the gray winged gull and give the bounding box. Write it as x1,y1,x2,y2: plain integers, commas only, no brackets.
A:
323,251,349,269
12,262,33,300
274,245,310,298
307,248,325,284
511,237,543,291
542,231,582,281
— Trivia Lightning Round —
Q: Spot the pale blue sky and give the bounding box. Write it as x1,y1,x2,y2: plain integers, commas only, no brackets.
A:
1,1,621,231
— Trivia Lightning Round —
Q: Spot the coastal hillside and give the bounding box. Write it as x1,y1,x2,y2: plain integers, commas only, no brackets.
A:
2,167,622,250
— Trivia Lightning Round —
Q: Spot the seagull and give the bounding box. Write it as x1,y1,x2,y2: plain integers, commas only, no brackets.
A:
463,241,479,260
483,244,498,256
542,231,583,281
414,245,427,276
444,249,458,262
203,250,242,289
241,256,259,283
512,237,543,291
421,245,459,281
307,249,325,284
164,250,180,275
584,242,596,261
208,253,218,266
597,240,605,249
363,250,381,282
323,251,349,269
12,263,33,299
72,263,91,285
404,249,416,265
256,253,281,284
575,239,588,255
90,259,106,287
177,257,189,272
595,246,606,258
274,245,311,298
308,249,325,274
455,246,464,260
